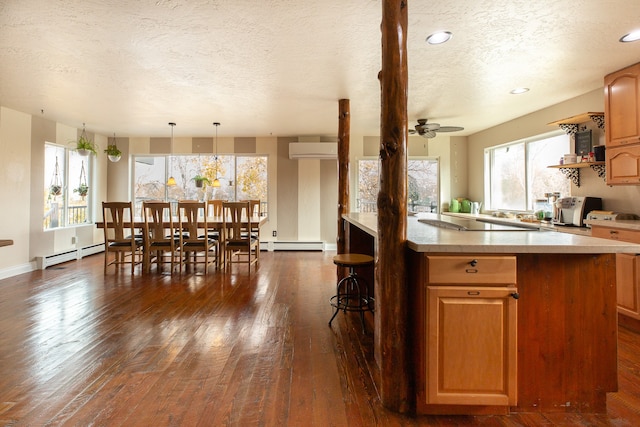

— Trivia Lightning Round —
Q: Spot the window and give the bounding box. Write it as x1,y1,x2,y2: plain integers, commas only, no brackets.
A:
133,154,269,215
44,143,93,229
484,132,570,211
357,158,439,213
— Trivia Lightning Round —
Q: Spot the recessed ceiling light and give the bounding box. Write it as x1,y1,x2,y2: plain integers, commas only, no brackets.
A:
426,31,452,45
620,31,640,42
510,88,530,94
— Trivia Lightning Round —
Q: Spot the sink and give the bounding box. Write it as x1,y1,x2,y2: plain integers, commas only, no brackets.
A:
418,215,533,231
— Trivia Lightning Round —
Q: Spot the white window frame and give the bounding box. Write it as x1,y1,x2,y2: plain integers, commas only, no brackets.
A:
44,142,93,230
483,130,570,212
355,156,440,213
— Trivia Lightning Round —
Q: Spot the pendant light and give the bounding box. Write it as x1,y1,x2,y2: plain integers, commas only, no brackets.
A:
212,122,221,187
167,122,177,186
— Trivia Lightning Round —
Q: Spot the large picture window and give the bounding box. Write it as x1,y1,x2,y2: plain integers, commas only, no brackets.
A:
44,143,93,229
484,132,570,211
357,157,439,213
133,154,268,215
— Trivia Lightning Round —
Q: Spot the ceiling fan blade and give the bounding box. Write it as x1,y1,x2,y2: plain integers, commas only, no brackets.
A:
422,131,437,138
435,126,464,132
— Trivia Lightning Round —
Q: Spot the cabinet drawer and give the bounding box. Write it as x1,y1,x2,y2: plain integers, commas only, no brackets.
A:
427,255,516,284
591,226,640,244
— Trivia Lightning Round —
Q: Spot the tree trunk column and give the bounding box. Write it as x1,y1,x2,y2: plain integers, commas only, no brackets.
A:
337,99,350,258
377,0,409,413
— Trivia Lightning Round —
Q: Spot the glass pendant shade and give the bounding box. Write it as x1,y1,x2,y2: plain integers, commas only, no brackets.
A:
167,176,177,186
212,178,221,187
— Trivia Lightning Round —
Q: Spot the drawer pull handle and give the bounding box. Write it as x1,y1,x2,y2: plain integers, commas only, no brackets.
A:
467,291,480,296
465,269,478,274
609,230,619,235
511,292,520,300
469,259,478,267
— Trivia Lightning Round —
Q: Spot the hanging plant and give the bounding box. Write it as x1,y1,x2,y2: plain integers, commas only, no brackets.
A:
73,161,88,199
74,123,98,156
50,184,62,196
73,183,89,197
104,133,122,162
49,156,62,196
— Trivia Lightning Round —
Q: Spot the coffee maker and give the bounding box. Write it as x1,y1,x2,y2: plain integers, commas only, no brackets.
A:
552,196,602,227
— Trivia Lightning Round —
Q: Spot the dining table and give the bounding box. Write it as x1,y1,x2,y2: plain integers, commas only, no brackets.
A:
96,215,267,271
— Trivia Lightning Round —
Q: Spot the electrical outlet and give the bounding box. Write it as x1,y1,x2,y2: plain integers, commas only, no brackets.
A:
71,236,76,244
272,230,277,237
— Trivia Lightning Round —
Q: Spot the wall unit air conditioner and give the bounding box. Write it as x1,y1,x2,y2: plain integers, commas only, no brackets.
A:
289,142,337,159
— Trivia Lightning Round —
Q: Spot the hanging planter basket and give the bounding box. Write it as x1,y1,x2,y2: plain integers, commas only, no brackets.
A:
74,123,98,156
49,156,62,196
50,184,62,196
104,133,122,162
73,161,89,199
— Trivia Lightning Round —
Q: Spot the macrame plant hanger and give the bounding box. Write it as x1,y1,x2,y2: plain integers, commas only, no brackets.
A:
77,160,88,199
50,156,62,197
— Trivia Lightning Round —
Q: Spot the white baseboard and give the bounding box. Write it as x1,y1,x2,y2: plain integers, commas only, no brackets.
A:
0,262,35,281
36,243,105,270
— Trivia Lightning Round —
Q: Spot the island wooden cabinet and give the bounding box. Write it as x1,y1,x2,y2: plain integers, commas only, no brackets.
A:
605,144,640,185
591,225,640,321
604,62,640,147
416,255,518,413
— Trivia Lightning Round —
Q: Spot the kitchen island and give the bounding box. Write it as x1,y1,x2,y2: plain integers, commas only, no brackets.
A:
342,212,640,415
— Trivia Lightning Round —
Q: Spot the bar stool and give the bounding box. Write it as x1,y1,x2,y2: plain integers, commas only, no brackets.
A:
329,253,374,332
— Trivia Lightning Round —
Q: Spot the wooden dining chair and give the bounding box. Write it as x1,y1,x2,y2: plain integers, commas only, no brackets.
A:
177,201,218,274
223,201,259,270
101,201,144,274
246,199,261,239
142,201,179,274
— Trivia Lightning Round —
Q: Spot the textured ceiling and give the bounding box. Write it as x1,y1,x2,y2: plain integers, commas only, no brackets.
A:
2,0,640,139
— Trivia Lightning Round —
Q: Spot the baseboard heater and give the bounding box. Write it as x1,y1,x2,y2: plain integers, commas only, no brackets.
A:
268,241,325,251
36,243,105,270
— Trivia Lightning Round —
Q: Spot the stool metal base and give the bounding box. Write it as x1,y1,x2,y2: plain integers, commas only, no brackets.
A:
329,270,374,333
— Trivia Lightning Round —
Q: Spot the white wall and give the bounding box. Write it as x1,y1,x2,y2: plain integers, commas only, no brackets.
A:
0,107,32,276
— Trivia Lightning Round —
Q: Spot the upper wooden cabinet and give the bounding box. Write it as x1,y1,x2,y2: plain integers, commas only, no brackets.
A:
604,62,640,147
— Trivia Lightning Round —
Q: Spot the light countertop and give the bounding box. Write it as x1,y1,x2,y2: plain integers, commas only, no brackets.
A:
343,212,640,254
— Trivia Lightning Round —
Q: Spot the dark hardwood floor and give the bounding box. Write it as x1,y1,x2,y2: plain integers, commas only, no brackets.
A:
1,251,640,426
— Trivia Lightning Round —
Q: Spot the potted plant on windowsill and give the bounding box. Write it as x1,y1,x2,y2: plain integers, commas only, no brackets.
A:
75,135,98,156
192,175,211,188
104,144,122,162
73,183,89,198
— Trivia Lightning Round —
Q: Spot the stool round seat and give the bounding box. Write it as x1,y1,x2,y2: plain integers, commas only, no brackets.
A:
333,253,374,268
329,253,374,333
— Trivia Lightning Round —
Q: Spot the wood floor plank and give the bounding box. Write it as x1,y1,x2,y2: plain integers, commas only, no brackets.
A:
1,251,640,426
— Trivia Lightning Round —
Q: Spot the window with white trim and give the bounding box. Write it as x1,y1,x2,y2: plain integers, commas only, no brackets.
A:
357,157,439,213
133,154,268,215
484,131,570,212
44,143,93,229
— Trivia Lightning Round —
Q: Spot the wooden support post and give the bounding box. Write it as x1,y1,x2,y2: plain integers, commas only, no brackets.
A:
377,0,409,413
337,99,350,257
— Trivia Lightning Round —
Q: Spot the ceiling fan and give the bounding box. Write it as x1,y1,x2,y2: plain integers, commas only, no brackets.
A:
409,118,464,138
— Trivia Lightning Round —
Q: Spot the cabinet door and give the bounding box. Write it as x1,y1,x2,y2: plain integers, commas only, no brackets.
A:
605,63,640,147
426,286,517,406
616,253,640,319
606,143,640,185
